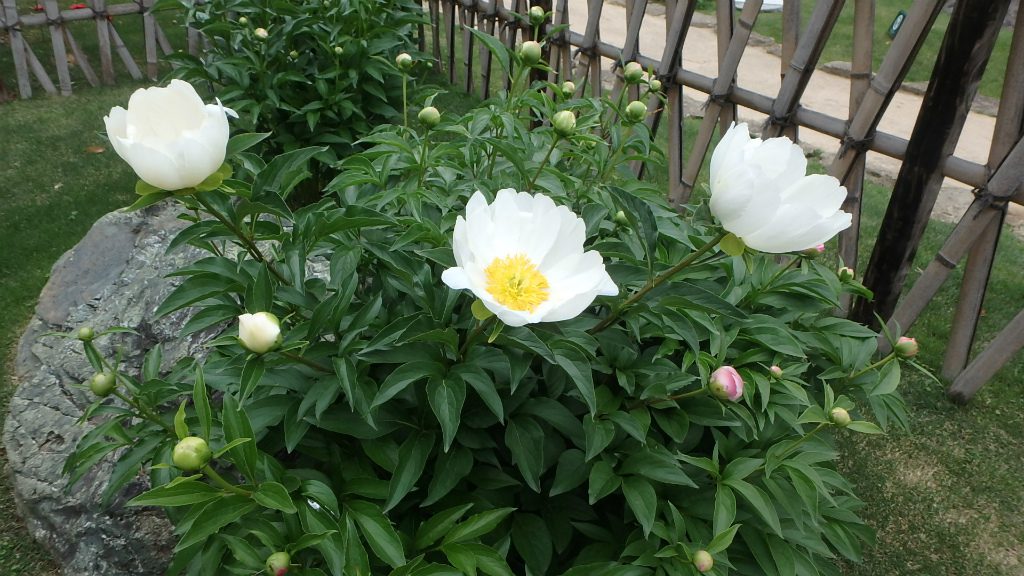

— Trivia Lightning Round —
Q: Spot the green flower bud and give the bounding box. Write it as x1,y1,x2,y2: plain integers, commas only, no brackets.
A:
623,61,644,84
552,110,576,138
560,81,576,98
649,78,662,92
418,106,441,128
237,16,248,25
519,41,542,66
172,436,212,472
693,550,714,573
613,210,630,227
89,372,117,397
289,50,299,59
894,336,919,359
254,27,268,40
76,326,95,342
334,45,343,55
837,266,855,282
266,551,291,576
396,52,413,71
769,365,783,379
624,100,647,123
529,5,545,25
830,407,852,427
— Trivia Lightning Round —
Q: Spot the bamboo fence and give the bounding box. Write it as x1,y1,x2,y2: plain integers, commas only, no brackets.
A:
2,0,1022,401
0,0,201,98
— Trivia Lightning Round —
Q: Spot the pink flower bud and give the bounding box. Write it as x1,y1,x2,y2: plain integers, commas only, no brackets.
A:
802,243,826,259
894,336,918,358
770,365,783,379
693,550,714,573
709,366,743,402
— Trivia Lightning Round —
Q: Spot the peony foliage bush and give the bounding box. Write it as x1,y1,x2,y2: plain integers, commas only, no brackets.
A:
63,39,915,576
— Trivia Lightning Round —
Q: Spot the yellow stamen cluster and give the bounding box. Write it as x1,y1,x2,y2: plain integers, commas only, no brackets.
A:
485,254,550,312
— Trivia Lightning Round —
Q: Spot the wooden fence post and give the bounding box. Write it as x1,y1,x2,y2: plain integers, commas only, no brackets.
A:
852,0,1012,325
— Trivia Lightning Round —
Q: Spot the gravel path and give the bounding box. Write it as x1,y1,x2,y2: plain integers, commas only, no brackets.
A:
568,0,1024,236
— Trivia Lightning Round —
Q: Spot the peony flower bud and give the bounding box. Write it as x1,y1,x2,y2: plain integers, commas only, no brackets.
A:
89,372,117,397
709,366,744,401
560,81,576,98
529,5,545,24
770,365,783,379
418,106,441,128
238,312,282,354
552,110,576,138
254,27,268,40
76,326,95,342
334,45,343,55
894,336,918,358
830,407,851,427
837,266,855,282
396,52,413,71
288,50,299,59
693,550,714,573
104,80,235,192
802,243,826,259
624,100,647,123
613,210,630,227
649,78,662,92
623,61,644,84
237,16,248,25
266,551,291,576
519,41,542,66
172,436,212,471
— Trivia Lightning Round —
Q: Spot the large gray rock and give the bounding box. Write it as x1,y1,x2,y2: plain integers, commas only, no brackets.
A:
3,203,210,576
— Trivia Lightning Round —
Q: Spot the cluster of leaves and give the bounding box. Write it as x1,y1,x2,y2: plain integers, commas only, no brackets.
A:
66,39,908,576
166,0,424,186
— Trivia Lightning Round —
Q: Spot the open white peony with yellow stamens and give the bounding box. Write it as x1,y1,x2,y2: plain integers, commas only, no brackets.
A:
442,189,618,327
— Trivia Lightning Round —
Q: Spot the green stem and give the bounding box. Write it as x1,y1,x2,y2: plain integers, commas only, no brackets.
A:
738,256,799,307
417,132,430,189
629,385,706,410
112,389,174,434
194,195,290,285
458,316,496,361
402,73,409,129
528,137,560,191
202,465,251,496
279,350,333,374
589,230,729,334
849,352,896,380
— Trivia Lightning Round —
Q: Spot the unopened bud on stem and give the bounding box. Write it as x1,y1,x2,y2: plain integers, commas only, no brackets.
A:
395,52,413,71
552,110,576,138
519,41,542,66
418,106,441,128
266,551,291,576
172,436,212,472
894,336,919,359
89,372,117,397
830,407,851,427
623,61,644,84
693,550,714,573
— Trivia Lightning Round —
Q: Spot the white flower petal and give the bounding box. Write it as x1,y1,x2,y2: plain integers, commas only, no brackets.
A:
114,137,186,191
709,124,851,254
441,267,472,290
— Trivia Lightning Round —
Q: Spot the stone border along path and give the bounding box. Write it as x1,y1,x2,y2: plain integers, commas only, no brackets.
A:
579,0,1024,238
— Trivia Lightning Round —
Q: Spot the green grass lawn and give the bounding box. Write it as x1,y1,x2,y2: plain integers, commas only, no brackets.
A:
2,74,1024,574
0,84,140,575
736,1,1013,100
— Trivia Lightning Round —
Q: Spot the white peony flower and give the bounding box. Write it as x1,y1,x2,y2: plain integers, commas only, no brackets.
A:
709,123,852,253
238,312,282,354
104,79,236,192
441,190,618,327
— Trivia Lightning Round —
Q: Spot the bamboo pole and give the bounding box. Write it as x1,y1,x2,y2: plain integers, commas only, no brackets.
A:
948,308,1024,404
829,0,945,186
92,0,115,84
108,17,143,80
715,0,736,131
64,26,100,86
641,0,697,199
762,0,845,139
429,0,442,69
610,0,648,104
461,0,476,94
853,0,1012,325
24,35,58,94
779,0,800,140
43,0,73,95
675,0,763,204
142,0,158,79
573,0,604,98
478,0,498,99
837,0,875,288
3,0,33,98
942,3,1024,381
